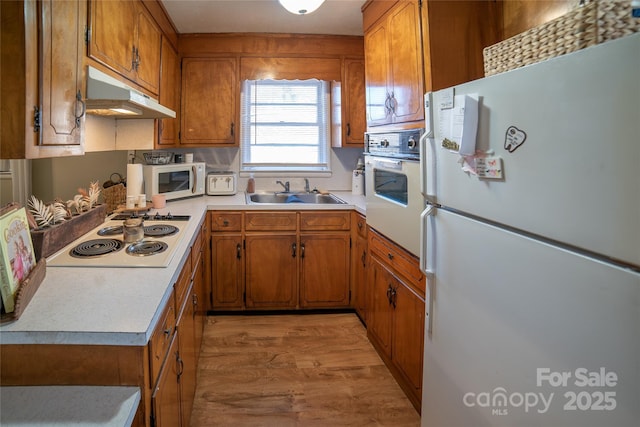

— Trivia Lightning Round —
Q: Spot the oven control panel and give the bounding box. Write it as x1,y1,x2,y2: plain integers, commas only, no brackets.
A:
365,129,424,160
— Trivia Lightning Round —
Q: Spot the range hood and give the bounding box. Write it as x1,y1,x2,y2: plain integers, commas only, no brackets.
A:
85,66,176,119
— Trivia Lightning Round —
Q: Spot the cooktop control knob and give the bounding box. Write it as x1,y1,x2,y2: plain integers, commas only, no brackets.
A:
381,139,389,148
407,137,417,149
154,212,162,220
166,213,173,220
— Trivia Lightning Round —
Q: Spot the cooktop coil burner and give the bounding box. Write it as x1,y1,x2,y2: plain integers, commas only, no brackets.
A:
98,225,124,236
126,240,168,257
143,224,179,237
70,239,124,258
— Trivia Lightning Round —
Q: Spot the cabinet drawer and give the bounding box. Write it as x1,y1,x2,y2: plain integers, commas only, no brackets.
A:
210,212,242,231
149,291,176,384
174,255,192,313
300,211,350,231
369,230,425,296
190,225,204,272
245,212,297,231
353,212,367,238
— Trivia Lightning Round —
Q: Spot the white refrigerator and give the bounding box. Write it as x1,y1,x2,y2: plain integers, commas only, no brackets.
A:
419,34,639,427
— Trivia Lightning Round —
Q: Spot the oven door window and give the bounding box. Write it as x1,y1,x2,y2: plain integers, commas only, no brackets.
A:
158,171,190,193
373,169,408,205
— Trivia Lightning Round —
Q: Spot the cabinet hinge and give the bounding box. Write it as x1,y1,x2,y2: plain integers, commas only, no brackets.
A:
85,26,91,45
33,106,41,133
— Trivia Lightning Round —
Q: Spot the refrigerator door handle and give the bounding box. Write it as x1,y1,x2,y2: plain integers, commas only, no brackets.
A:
419,133,437,202
420,204,436,335
420,205,435,276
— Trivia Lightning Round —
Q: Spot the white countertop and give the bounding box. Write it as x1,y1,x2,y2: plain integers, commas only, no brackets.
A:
0,192,365,346
0,386,140,426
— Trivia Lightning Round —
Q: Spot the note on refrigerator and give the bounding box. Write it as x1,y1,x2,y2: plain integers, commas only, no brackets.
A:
438,94,479,156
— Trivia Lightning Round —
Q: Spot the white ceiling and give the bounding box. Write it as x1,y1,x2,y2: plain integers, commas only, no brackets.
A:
160,0,366,36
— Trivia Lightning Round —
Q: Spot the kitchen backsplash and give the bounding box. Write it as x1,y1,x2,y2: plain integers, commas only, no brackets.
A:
31,147,363,202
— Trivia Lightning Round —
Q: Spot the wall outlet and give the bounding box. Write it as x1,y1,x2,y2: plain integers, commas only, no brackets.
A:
127,150,136,163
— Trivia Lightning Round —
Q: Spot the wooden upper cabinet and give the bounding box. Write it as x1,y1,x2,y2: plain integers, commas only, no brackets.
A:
181,57,238,146
157,37,180,147
134,4,162,94
363,0,424,128
0,0,85,159
387,1,423,123
364,23,390,126
88,0,161,95
421,0,501,92
342,59,366,146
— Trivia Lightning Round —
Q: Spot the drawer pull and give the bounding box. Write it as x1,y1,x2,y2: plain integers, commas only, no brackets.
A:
387,253,394,260
163,328,172,337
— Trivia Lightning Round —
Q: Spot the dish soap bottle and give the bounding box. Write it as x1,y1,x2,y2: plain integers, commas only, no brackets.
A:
246,174,255,193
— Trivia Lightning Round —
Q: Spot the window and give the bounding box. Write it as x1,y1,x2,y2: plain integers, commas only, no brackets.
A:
241,79,330,173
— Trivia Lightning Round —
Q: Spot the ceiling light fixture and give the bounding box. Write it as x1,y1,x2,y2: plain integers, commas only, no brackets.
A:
278,0,325,15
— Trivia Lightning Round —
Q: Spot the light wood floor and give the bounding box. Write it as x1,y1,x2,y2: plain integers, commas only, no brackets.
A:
190,313,421,426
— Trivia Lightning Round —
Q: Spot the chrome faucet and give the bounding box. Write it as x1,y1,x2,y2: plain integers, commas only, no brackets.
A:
276,180,290,192
304,178,310,193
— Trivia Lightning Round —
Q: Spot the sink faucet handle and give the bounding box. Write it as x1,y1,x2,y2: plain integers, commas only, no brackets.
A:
276,180,290,192
304,178,310,193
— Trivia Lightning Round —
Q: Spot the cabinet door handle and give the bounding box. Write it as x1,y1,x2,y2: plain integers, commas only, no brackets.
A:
292,243,297,258
361,250,366,267
192,293,198,308
357,221,363,230
346,123,351,137
391,287,397,309
389,91,396,115
387,253,394,260
163,327,172,337
230,122,235,136
300,243,305,259
176,353,184,377
223,219,229,226
75,91,85,127
386,284,392,305
236,243,242,259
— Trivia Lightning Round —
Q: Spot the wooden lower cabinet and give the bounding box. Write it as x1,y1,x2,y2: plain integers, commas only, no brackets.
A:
210,210,352,311
367,229,425,413
211,234,244,309
177,280,197,427
299,232,351,308
151,335,181,427
351,212,368,322
392,280,425,395
245,233,298,308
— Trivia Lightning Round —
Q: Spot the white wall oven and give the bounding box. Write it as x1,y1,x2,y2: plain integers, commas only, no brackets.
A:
365,129,424,256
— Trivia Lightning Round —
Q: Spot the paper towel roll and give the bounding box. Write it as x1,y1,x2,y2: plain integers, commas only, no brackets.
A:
126,164,144,198
352,170,364,195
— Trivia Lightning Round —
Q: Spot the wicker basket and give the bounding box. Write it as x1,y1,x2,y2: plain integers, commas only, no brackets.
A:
102,183,126,214
483,0,639,76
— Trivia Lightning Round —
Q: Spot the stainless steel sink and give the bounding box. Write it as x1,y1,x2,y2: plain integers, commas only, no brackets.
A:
246,192,346,205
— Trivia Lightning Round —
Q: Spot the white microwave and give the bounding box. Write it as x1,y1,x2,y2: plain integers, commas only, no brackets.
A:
143,162,206,202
